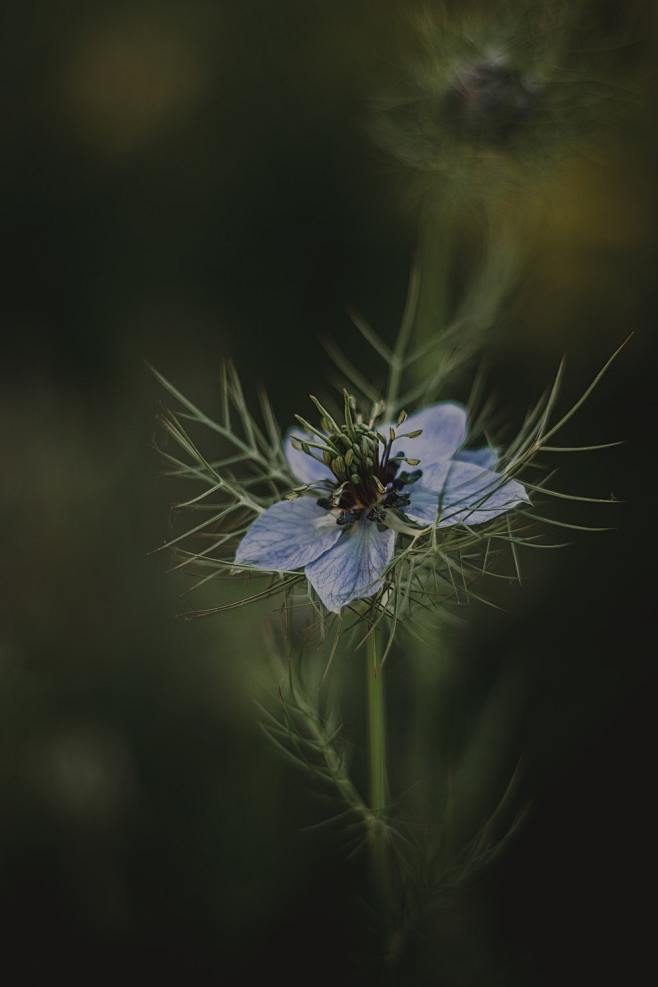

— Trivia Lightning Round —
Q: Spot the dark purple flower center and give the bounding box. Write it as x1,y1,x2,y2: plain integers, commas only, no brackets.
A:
317,454,422,527
291,392,424,528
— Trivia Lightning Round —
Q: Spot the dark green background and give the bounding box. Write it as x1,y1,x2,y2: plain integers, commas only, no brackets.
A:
2,2,656,983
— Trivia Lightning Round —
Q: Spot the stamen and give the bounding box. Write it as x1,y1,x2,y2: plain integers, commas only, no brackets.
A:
398,469,422,485
308,395,341,435
368,400,385,428
290,435,336,456
343,389,357,435
294,414,337,448
336,508,362,527
295,392,426,526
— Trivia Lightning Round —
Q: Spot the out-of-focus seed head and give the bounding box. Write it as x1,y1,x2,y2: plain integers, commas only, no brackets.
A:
369,0,625,198
442,60,541,145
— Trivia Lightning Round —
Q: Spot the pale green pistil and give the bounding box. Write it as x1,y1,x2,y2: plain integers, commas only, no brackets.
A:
291,392,423,526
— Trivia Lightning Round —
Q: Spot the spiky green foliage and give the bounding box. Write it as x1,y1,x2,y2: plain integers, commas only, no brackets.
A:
151,360,306,611
261,618,531,929
152,261,625,950
258,627,390,857
152,264,624,652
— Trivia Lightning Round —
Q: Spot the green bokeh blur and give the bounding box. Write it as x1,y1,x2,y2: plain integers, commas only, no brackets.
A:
2,2,656,983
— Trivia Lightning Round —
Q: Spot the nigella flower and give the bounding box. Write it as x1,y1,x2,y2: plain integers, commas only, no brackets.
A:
235,394,528,613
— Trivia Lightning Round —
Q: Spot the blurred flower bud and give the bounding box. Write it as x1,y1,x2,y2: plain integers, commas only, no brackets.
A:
369,1,625,197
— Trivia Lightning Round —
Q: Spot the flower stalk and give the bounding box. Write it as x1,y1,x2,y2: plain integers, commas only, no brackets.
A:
366,624,391,908
152,254,625,972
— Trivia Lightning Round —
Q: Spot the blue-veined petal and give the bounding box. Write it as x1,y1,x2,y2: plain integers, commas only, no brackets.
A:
283,428,334,485
305,522,395,613
235,497,341,571
454,445,499,470
404,484,441,526
388,401,468,468
417,460,529,528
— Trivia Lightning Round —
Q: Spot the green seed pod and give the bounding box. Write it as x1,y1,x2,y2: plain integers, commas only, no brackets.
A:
344,448,355,468
323,449,334,467
350,473,361,486
333,456,346,477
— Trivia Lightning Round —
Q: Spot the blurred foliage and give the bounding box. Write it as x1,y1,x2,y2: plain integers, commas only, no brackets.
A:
1,1,657,983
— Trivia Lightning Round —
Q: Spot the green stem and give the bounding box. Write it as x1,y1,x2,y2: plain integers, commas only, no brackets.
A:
366,627,390,906
385,261,420,418
415,193,456,346
293,688,373,827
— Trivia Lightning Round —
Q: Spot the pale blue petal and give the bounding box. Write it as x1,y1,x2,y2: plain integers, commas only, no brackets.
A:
454,445,499,470
235,497,341,571
305,522,395,613
283,428,333,485
388,402,468,468
404,484,440,525
418,460,529,528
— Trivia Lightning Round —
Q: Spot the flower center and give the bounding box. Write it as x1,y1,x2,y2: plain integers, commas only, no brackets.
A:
443,61,540,145
291,392,423,527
